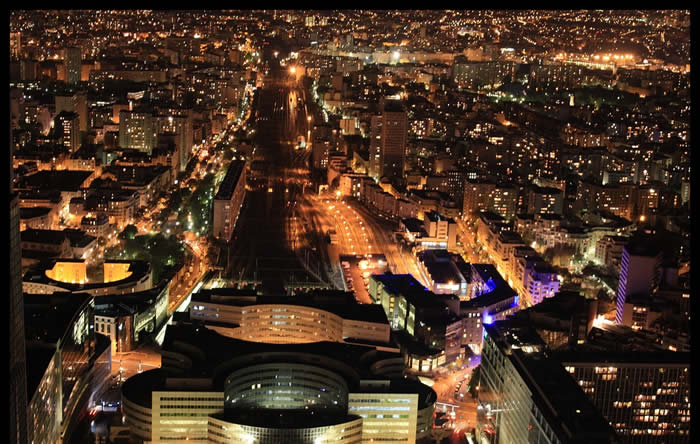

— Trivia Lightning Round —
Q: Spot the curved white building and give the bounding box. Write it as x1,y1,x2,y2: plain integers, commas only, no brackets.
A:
121,321,437,444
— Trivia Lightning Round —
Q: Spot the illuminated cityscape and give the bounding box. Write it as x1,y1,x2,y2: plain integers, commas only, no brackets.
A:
9,9,690,444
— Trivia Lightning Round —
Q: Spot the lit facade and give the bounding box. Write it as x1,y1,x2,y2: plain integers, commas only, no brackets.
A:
119,110,156,154
25,293,112,444
121,322,436,444
477,321,618,444
561,357,690,443
64,46,82,85
616,245,662,325
23,259,152,296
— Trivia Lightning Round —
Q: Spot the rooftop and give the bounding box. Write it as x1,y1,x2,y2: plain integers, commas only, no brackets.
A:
214,160,246,200
486,320,619,443
19,170,93,192
24,292,93,345
192,290,390,325
370,274,444,308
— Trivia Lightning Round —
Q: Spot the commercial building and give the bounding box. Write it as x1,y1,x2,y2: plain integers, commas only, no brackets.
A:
121,321,436,443
459,264,519,354
189,289,391,346
212,160,246,242
547,317,692,444
369,100,408,183
10,193,28,444
415,249,470,298
369,273,463,370
557,351,690,443
477,320,618,444
25,292,111,444
616,243,663,325
22,258,153,297
94,284,171,355
399,211,458,252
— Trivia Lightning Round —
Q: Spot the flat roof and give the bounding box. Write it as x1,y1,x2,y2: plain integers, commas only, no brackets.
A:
159,321,405,384
102,164,170,186
214,160,245,200
370,274,445,308
401,217,426,234
486,320,618,443
24,292,93,344
20,170,93,192
19,206,52,219
23,259,151,290
553,350,690,366
21,228,67,245
192,291,389,325
214,409,361,429
422,260,464,285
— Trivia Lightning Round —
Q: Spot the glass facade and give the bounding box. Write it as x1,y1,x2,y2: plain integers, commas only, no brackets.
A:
478,333,561,444
208,415,363,443
564,362,690,443
225,363,348,413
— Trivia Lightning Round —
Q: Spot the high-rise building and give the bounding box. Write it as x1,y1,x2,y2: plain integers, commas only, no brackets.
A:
527,185,564,215
463,180,518,221
477,320,619,443
615,243,663,325
119,110,156,154
24,293,111,444
369,101,408,183
55,91,88,133
64,46,82,85
54,110,81,153
157,113,193,172
10,193,28,444
10,31,21,60
558,351,690,443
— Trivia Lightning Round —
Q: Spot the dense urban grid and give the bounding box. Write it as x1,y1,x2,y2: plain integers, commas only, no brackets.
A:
9,9,690,444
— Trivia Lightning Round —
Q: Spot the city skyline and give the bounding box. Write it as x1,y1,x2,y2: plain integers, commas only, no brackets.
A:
9,9,690,444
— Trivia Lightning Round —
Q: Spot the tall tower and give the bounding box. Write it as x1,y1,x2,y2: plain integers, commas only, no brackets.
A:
368,114,383,180
64,46,82,85
10,120,28,444
369,100,407,183
615,242,662,324
10,31,21,60
119,110,156,154
55,110,81,153
379,101,408,182
56,91,88,133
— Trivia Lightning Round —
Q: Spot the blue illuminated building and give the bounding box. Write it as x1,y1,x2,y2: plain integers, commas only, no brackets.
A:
458,264,519,354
